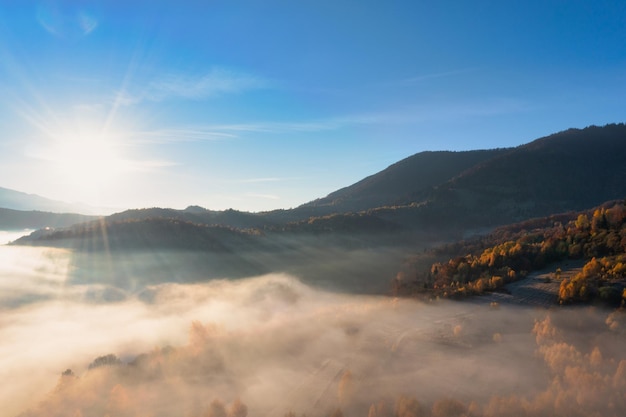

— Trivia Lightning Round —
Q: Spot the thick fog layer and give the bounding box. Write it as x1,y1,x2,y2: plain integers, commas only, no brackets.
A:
0,230,34,245
0,245,625,417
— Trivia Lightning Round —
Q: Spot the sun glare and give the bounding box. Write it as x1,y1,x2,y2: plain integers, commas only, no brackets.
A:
53,132,125,184
39,122,132,204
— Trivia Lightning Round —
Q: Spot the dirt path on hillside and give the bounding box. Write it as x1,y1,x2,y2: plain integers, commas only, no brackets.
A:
471,260,585,308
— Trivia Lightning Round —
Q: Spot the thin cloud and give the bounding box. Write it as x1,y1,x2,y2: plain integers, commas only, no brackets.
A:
125,119,354,144
398,68,477,84
77,12,98,35
237,177,283,184
130,128,238,144
119,97,528,152
208,177,301,185
201,99,526,135
246,193,281,200
118,68,271,105
36,6,98,38
207,115,385,135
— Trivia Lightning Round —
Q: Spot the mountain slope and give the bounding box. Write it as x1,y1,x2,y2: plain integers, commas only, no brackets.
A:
0,186,105,214
12,216,261,251
393,198,626,306
300,148,508,213
106,206,277,230
420,124,626,226
0,207,98,230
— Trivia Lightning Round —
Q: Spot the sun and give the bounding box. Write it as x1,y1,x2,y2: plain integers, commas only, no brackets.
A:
39,121,132,204
53,131,126,185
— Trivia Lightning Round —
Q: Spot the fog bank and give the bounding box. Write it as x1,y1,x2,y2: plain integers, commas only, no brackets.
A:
0,245,624,417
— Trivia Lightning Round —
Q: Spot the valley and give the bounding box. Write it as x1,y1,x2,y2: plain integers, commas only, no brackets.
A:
2,124,626,417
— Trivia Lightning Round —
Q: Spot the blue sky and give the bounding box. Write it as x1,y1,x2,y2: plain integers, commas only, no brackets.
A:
0,1,624,212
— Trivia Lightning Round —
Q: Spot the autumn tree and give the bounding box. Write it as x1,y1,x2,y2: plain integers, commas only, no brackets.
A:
228,399,248,417
395,395,423,417
205,399,227,417
431,398,467,417
329,408,343,417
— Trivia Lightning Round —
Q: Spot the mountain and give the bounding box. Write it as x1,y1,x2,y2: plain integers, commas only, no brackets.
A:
291,124,626,229
0,207,98,230
416,124,626,227
0,186,107,214
0,187,102,229
106,206,278,230
12,216,261,251
286,123,626,233
300,148,509,213
15,123,626,247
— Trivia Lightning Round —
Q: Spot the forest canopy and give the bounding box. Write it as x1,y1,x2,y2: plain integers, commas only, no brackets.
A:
394,200,626,306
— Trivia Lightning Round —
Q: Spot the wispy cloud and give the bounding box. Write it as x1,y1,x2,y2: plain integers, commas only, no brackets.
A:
236,177,283,184
130,97,527,146
77,13,98,35
246,192,280,200
129,128,238,144
36,6,98,38
398,68,477,84
123,118,358,145
207,121,343,134
205,114,388,135
117,68,271,106
208,177,301,185
194,99,526,136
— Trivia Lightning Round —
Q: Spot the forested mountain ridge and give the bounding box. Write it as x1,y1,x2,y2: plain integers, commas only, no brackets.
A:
393,199,626,306
300,148,508,214
290,123,626,230
106,206,278,230
11,216,263,252
422,124,626,224
0,207,98,230
10,123,626,246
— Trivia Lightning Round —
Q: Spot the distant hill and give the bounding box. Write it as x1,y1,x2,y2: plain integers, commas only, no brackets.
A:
0,187,101,229
107,206,277,229
0,186,108,214
0,207,98,230
12,217,261,251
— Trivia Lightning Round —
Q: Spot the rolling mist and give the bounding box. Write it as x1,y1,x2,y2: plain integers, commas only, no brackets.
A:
1,243,625,417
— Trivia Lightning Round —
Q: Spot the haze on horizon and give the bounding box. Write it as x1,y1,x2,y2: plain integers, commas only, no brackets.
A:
1,1,625,212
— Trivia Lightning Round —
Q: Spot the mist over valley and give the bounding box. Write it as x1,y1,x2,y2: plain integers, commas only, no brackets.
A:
3,243,626,417
2,124,626,416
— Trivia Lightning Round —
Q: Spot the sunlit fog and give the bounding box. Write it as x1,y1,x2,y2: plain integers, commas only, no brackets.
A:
1,243,624,417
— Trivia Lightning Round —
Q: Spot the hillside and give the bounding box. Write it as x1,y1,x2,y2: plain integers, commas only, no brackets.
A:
107,206,278,230
393,199,626,307
420,124,626,226
0,186,106,214
12,217,261,252
300,149,508,213
0,207,98,230
292,124,626,231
